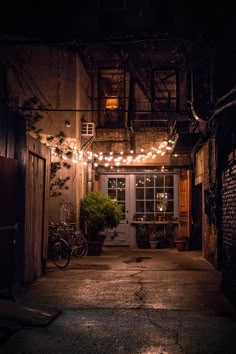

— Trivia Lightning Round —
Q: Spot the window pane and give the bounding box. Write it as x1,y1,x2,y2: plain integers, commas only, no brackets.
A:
108,189,116,199
136,201,144,212
136,176,144,187
155,175,164,187
165,175,174,187
108,178,116,188
118,202,126,218
145,176,154,187
117,178,125,188
146,188,154,199
136,188,144,199
117,188,125,200
166,201,174,212
146,201,154,213
166,188,174,199
156,189,164,198
156,191,166,211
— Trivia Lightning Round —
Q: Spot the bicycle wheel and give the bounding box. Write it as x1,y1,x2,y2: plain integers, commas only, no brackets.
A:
72,234,88,257
50,238,71,269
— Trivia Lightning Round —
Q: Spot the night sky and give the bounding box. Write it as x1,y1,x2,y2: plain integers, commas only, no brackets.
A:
0,1,235,44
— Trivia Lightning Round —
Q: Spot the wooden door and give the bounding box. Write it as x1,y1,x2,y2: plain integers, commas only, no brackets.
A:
178,170,192,238
24,153,45,283
24,135,50,284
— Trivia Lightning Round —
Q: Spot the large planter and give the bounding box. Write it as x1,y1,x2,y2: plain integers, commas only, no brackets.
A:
87,233,106,256
136,239,149,248
175,238,187,251
149,240,159,249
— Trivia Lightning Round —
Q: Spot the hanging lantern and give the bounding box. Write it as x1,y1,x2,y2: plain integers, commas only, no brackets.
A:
105,96,119,109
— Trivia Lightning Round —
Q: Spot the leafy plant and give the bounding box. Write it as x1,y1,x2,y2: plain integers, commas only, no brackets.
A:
149,231,159,241
21,96,72,197
80,192,122,240
136,224,149,241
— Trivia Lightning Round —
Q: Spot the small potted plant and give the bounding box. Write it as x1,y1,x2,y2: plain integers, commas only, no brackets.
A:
135,224,149,248
80,192,122,255
149,231,159,249
175,236,188,251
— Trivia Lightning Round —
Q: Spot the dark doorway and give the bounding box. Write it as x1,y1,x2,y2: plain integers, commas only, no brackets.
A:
0,156,17,292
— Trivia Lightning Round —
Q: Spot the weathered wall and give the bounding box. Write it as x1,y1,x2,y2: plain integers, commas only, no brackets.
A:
195,140,217,267
4,44,91,224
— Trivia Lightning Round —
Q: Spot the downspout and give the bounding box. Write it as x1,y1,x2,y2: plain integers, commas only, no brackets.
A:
87,161,93,193
188,101,207,132
75,56,81,226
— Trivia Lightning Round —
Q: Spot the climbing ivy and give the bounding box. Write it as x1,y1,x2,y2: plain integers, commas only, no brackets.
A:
21,96,72,197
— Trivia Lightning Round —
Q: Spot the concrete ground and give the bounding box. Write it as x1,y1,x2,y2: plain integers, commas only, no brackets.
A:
1,247,236,353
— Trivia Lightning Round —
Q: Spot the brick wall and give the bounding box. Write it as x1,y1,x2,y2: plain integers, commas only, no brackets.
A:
222,163,236,271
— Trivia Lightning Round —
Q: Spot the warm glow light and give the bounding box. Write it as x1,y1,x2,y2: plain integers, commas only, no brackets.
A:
105,97,119,109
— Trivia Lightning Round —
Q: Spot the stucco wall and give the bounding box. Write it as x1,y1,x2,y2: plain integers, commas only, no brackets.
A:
4,44,91,224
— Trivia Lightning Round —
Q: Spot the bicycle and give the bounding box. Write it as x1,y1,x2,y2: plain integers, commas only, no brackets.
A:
58,222,88,258
48,223,71,269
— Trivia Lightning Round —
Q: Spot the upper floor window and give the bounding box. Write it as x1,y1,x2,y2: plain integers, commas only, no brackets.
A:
153,70,177,112
98,69,125,128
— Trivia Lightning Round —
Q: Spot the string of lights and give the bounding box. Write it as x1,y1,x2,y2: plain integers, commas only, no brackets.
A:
47,135,177,169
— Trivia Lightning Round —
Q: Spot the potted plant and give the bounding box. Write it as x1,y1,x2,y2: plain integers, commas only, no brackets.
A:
158,229,170,248
135,224,149,248
80,192,122,255
175,236,188,251
149,231,159,249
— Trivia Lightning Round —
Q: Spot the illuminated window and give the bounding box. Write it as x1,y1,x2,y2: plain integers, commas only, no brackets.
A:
135,174,177,221
98,69,125,127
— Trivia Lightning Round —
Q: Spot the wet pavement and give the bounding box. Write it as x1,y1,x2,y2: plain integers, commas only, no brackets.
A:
1,247,236,353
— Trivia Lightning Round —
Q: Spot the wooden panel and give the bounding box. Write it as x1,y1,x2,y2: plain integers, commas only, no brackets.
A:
25,154,45,282
0,156,17,289
178,170,192,238
0,156,17,226
0,104,7,157
24,134,50,283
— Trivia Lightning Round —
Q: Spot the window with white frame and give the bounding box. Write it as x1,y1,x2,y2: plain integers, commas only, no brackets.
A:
135,174,177,221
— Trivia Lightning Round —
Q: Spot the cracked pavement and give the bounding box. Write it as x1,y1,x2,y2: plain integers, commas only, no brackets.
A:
1,248,236,353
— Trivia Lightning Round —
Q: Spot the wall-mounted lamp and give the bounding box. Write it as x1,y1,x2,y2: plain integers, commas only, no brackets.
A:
65,120,71,127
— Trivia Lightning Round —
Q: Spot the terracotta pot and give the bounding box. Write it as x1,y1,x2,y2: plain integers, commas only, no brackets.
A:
149,240,159,249
175,238,187,251
87,232,106,256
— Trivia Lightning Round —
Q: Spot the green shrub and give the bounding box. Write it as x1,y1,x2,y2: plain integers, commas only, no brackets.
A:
80,192,122,240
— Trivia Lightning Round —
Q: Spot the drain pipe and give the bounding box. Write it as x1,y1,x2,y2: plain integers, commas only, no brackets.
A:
187,101,207,133
87,160,93,193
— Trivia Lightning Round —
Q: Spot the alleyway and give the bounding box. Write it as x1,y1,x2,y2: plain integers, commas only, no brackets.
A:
1,248,236,353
